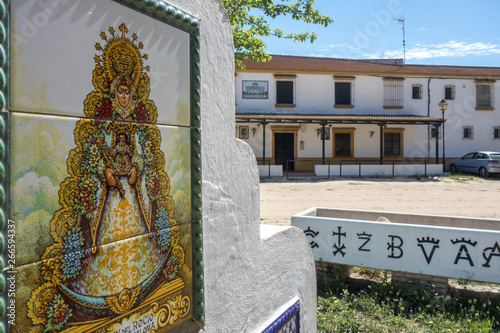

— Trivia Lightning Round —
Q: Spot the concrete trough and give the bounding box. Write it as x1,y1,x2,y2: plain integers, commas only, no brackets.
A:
292,208,500,284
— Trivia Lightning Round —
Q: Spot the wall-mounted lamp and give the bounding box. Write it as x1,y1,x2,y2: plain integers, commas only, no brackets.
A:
252,127,257,137
369,130,375,138
317,128,322,137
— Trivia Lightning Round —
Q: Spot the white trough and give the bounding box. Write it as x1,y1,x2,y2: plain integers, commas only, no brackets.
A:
292,208,500,284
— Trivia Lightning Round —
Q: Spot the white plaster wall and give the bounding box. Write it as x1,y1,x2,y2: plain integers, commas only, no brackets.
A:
236,71,500,161
165,1,317,332
426,78,500,157
242,122,440,161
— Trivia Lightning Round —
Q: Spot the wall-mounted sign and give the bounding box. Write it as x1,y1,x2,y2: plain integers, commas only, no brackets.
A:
239,126,249,139
243,80,269,99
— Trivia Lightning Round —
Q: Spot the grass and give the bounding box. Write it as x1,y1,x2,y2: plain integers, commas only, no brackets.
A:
444,173,477,181
317,268,500,332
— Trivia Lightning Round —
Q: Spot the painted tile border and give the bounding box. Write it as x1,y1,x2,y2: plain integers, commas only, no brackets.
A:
0,0,8,331
1,0,203,330
262,300,300,333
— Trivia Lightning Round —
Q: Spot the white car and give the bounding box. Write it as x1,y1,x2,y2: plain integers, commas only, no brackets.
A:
449,151,500,177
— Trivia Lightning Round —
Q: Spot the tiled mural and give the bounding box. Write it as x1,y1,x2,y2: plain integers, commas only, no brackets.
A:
5,1,202,332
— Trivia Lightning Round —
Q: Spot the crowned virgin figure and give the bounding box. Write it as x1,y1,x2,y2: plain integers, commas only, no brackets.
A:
27,24,187,332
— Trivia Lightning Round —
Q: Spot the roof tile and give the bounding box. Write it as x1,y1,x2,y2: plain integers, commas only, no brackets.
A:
238,54,500,77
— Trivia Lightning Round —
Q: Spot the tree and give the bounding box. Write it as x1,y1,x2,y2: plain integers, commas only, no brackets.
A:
221,0,333,67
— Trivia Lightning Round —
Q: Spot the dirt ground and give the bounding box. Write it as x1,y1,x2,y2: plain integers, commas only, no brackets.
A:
259,175,500,225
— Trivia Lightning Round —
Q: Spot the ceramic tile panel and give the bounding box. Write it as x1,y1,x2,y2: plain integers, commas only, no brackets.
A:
10,111,192,263
4,0,203,331
8,110,195,330
8,229,193,332
11,0,191,127
263,301,300,333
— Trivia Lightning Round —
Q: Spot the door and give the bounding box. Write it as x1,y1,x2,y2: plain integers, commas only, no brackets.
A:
275,133,295,170
457,152,476,172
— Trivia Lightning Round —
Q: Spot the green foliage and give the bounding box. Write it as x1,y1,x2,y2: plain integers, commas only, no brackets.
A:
221,0,333,67
445,173,476,181
318,280,500,332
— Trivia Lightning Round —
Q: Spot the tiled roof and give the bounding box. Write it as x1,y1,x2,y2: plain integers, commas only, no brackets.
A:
236,113,445,125
237,54,500,77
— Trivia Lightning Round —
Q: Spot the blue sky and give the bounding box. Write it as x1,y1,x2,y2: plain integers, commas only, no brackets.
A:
258,0,500,67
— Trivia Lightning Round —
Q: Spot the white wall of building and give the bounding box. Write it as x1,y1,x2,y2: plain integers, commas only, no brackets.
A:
236,70,500,161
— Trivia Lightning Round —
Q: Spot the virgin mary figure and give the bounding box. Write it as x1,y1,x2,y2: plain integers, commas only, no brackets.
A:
28,24,187,332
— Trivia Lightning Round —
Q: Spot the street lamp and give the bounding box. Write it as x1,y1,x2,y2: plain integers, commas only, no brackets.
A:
439,99,448,172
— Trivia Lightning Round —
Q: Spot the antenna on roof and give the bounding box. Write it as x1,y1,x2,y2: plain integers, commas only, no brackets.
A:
394,17,406,64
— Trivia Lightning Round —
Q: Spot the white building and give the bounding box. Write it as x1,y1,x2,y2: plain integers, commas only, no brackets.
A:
235,55,500,174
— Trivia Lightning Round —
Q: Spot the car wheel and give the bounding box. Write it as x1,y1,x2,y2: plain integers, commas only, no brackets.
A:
478,167,489,178
450,164,458,173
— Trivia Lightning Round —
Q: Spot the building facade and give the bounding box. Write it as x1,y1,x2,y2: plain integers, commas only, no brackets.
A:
235,55,500,172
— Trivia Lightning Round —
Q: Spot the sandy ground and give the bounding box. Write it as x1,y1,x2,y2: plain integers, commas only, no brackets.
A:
259,175,500,225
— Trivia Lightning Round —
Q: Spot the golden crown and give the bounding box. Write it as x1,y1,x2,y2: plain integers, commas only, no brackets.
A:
94,23,150,87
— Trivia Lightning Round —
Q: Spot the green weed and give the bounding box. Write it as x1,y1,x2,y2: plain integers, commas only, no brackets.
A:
318,280,500,332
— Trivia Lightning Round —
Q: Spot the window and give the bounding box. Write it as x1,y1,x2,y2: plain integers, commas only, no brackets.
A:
475,153,488,159
383,129,404,157
274,74,296,106
412,85,422,99
334,76,355,107
494,127,500,139
430,126,440,139
475,80,495,110
463,126,474,139
277,81,293,104
335,82,351,105
335,133,350,156
332,128,355,157
383,78,404,108
445,85,455,100
462,152,475,159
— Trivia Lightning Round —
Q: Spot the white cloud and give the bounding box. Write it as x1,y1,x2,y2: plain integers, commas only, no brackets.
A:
11,171,60,220
386,41,500,60
313,41,500,62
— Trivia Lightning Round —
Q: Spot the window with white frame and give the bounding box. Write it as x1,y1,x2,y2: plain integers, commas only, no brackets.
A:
445,85,455,100
494,127,500,139
463,126,474,139
274,74,296,106
475,79,495,109
412,84,423,99
334,76,355,107
383,77,404,108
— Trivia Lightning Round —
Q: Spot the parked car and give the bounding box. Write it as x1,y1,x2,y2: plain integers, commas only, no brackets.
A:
449,151,500,177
